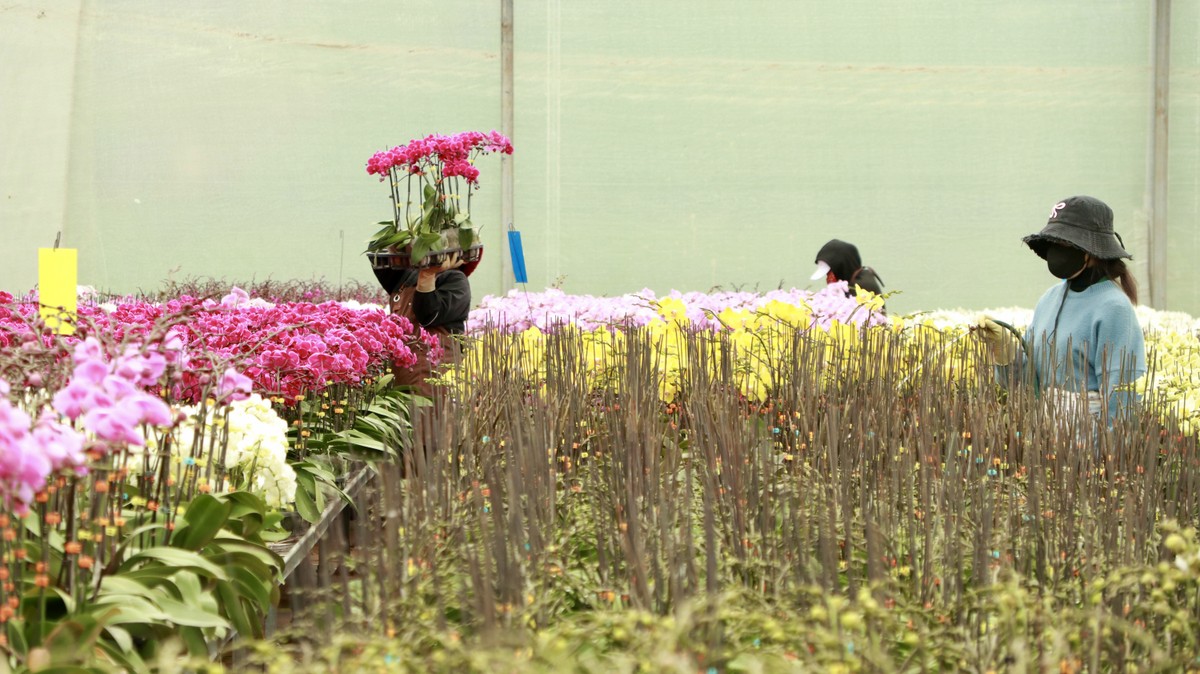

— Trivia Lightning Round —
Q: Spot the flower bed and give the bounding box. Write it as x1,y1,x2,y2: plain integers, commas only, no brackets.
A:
463,287,1200,433
0,287,434,669
5,280,1200,671
267,309,1200,672
1,289,422,400
467,282,889,333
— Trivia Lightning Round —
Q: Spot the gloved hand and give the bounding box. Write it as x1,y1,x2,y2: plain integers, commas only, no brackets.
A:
972,316,1018,366
417,252,464,293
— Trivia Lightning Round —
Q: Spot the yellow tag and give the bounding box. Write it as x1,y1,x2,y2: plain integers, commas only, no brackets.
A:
38,248,78,335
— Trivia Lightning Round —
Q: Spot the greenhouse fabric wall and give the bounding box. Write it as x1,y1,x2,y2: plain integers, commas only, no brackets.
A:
2,1,1198,316
1168,2,1200,315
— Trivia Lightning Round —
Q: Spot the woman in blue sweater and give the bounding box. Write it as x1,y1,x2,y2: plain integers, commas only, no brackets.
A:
977,196,1146,422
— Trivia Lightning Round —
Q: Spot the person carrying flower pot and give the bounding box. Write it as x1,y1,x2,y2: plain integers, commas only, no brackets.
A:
371,251,477,478
372,251,477,398
974,195,1145,424
811,239,886,300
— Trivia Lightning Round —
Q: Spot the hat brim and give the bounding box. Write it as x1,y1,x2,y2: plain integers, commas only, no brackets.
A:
1022,223,1131,261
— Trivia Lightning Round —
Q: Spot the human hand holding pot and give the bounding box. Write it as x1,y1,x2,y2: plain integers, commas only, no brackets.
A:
971,316,1018,366
416,252,464,293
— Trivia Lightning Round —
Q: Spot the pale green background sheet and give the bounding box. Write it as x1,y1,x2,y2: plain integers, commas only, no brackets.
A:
3,1,1198,316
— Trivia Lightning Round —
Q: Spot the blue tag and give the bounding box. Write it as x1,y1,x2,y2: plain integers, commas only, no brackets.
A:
508,230,528,284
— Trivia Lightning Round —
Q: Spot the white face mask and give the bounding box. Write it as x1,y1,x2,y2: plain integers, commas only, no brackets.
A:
810,260,831,281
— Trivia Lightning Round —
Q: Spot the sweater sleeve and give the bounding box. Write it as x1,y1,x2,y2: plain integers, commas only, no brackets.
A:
992,285,1059,394
412,270,471,330
1091,302,1146,420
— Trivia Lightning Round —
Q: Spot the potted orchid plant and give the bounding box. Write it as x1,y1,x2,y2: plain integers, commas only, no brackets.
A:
364,131,513,269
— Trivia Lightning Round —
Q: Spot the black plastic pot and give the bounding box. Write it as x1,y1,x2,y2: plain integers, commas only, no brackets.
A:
367,243,483,270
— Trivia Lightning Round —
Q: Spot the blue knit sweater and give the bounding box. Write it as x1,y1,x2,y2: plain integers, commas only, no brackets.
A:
1010,278,1146,420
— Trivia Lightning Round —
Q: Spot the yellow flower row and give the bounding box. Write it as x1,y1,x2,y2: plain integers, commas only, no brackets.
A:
450,297,1200,437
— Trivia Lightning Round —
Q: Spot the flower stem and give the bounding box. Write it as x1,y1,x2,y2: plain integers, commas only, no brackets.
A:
389,168,401,228
405,171,414,233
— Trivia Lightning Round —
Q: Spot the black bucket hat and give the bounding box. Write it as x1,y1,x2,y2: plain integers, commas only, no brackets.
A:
1022,195,1131,260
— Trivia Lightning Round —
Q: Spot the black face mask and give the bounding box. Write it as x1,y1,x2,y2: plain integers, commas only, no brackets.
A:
1046,245,1088,279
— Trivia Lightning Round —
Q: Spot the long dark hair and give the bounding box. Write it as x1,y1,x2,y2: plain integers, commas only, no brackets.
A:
1097,258,1138,304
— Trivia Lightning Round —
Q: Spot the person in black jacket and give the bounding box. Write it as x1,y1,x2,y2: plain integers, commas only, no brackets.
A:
373,254,472,335
370,252,476,477
810,239,885,298
372,253,474,398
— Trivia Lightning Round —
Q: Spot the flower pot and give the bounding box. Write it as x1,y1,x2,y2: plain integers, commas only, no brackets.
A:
368,226,483,270
368,242,483,270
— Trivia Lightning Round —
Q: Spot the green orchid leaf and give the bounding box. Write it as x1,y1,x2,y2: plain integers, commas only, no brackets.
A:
409,239,434,267
118,566,181,584
225,510,265,541
328,428,388,453
229,565,275,610
171,570,206,607
96,635,148,673
122,548,227,580
209,538,284,569
215,581,260,639
293,458,337,483
34,614,109,673
368,233,400,253
367,221,397,250
15,587,74,621
178,625,210,657
293,459,351,508
221,490,269,515
377,230,411,250
294,473,323,524
6,619,29,655
355,413,395,436
218,492,271,541
110,523,170,560
458,228,475,250
201,548,279,594
95,577,160,601
106,625,134,653
153,595,228,628
170,494,233,551
88,596,171,625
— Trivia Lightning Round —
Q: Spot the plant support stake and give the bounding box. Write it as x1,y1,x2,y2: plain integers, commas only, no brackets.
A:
500,0,515,292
